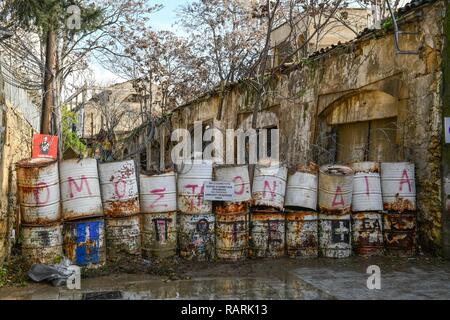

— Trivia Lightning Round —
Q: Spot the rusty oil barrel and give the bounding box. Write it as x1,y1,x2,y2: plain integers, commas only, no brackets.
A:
214,165,251,261
319,213,351,258
381,162,416,213
16,158,61,225
105,214,141,260
318,164,353,214
141,211,177,259
286,210,318,258
285,171,318,211
351,212,383,256
60,158,103,221
98,160,140,218
63,218,106,267
177,160,213,214
249,210,285,258
215,202,249,261
21,223,63,264
252,161,288,211
178,212,215,261
383,212,416,257
140,172,177,213
350,162,383,212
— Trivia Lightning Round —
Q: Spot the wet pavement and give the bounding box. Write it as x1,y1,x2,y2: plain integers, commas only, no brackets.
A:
1,257,450,300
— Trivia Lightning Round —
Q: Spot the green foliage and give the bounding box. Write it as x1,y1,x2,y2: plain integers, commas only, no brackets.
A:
62,105,86,155
0,266,7,288
0,0,103,33
0,255,30,288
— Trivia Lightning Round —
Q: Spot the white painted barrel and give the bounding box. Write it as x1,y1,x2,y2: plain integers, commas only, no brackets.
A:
285,171,318,210
177,160,213,214
381,162,416,212
60,159,103,221
16,158,61,225
252,162,288,210
21,223,63,264
350,162,383,212
140,172,177,213
214,165,252,202
318,165,353,213
98,160,140,218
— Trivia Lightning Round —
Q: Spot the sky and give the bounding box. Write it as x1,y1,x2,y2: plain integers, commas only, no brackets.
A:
92,0,191,84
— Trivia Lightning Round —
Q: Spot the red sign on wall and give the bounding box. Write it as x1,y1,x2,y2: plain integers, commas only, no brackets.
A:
32,134,58,159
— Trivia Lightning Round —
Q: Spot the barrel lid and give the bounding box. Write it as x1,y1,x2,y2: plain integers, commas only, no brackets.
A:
350,162,380,173
16,157,57,168
140,170,175,178
320,164,353,176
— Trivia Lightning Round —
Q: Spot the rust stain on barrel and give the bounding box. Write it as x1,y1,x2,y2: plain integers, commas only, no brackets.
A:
383,213,416,257
104,198,140,218
351,212,383,256
286,211,318,258
383,196,415,213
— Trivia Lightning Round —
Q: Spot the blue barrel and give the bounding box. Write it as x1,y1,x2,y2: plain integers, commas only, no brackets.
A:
63,219,106,267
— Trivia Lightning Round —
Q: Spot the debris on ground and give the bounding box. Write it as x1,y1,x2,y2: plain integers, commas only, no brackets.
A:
27,257,75,287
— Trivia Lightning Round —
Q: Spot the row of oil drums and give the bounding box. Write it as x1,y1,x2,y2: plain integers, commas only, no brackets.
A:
15,157,417,266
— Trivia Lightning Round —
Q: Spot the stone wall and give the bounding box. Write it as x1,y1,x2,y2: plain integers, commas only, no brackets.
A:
0,72,36,264
154,0,446,254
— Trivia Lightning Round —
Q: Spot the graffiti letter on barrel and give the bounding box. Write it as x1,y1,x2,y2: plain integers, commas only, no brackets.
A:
68,176,92,198
331,220,350,244
152,218,172,244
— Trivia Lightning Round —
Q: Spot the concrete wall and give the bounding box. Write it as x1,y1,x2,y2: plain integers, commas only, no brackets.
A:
154,0,446,254
0,65,37,264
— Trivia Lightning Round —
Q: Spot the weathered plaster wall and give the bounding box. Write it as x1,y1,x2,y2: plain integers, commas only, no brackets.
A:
0,83,35,264
156,1,445,254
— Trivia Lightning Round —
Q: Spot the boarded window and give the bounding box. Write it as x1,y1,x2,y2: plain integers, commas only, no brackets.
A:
336,117,398,164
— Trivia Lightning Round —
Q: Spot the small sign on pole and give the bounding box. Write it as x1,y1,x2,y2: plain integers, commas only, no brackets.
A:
32,134,58,159
445,117,450,144
203,181,235,201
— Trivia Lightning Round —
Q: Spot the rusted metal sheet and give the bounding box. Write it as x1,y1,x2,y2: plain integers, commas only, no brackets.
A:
98,160,140,218
60,159,103,221
16,158,61,225
177,160,213,214
178,213,215,261
215,207,249,261
63,219,106,267
286,210,318,258
350,162,383,212
318,165,353,214
105,215,141,260
142,211,177,259
249,210,285,258
21,223,63,264
383,213,416,257
381,162,416,212
319,213,351,258
252,162,288,211
351,212,383,256
140,172,177,213
285,171,318,211
214,165,252,202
